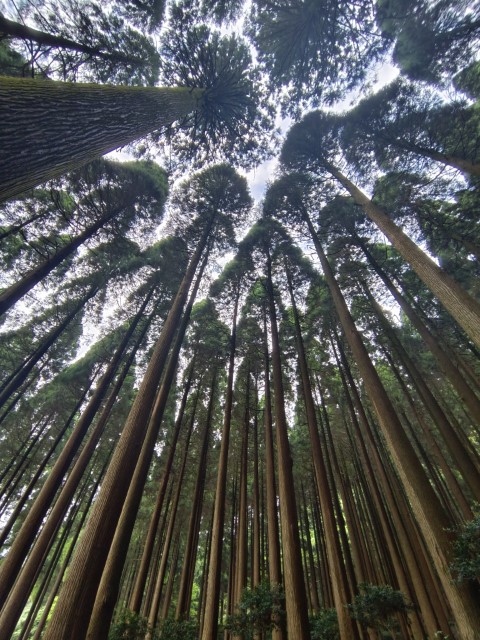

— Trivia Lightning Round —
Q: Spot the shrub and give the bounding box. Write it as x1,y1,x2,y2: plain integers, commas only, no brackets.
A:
347,583,414,636
310,608,339,640
224,581,285,639
450,514,480,583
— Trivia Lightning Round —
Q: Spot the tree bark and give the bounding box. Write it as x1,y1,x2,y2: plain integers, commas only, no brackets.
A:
0,77,203,202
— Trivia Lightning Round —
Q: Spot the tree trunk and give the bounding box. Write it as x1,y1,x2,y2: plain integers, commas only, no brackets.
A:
285,263,357,639
0,203,126,316
0,292,153,635
305,215,480,639
43,221,211,640
201,290,240,640
265,249,311,640
325,162,480,348
87,259,206,640
0,76,203,202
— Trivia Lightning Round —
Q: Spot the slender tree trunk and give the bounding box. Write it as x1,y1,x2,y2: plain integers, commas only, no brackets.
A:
201,290,240,640
0,287,97,409
0,15,148,65
262,307,285,640
0,76,204,202
305,215,480,638
264,249,311,640
0,294,153,635
174,383,213,620
87,259,206,640
358,239,480,424
325,162,480,348
0,203,126,316
285,263,357,639
128,363,196,613
43,222,212,640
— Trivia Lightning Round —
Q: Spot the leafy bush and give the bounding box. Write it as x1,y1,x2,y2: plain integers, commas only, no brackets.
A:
450,514,480,583
108,611,152,640
310,608,339,640
224,581,285,639
347,583,414,635
158,618,199,640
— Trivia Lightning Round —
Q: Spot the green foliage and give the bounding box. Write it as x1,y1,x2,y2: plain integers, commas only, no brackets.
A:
158,618,199,640
450,515,480,582
309,609,339,640
347,583,414,634
160,16,276,169
225,581,286,639
108,611,153,640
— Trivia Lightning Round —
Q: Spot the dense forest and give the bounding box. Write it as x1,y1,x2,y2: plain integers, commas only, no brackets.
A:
0,0,479,638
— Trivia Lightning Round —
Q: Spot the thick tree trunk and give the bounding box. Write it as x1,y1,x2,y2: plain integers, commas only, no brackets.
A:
307,222,480,639
325,162,480,348
0,77,203,202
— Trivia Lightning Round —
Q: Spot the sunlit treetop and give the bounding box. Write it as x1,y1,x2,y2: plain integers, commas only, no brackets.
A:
156,5,278,170
247,0,388,113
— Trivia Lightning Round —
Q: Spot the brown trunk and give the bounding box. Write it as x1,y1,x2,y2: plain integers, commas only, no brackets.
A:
358,239,480,423
175,375,217,620
201,291,239,640
325,162,480,348
43,222,211,640
264,249,311,640
285,263,357,638
128,363,196,613
0,77,203,202
87,259,205,640
305,215,480,638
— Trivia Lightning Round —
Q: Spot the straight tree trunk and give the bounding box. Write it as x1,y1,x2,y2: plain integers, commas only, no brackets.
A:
0,203,127,316
0,76,203,202
285,263,357,639
175,375,216,620
325,162,480,348
305,214,480,639
0,292,153,635
43,220,212,640
87,258,206,640
201,290,240,640
264,249,311,640
358,238,480,424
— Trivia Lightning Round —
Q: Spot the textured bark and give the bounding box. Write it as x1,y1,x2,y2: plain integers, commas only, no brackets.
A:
325,162,480,348
307,223,480,639
43,221,211,640
234,372,249,608
201,291,239,640
0,77,203,202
